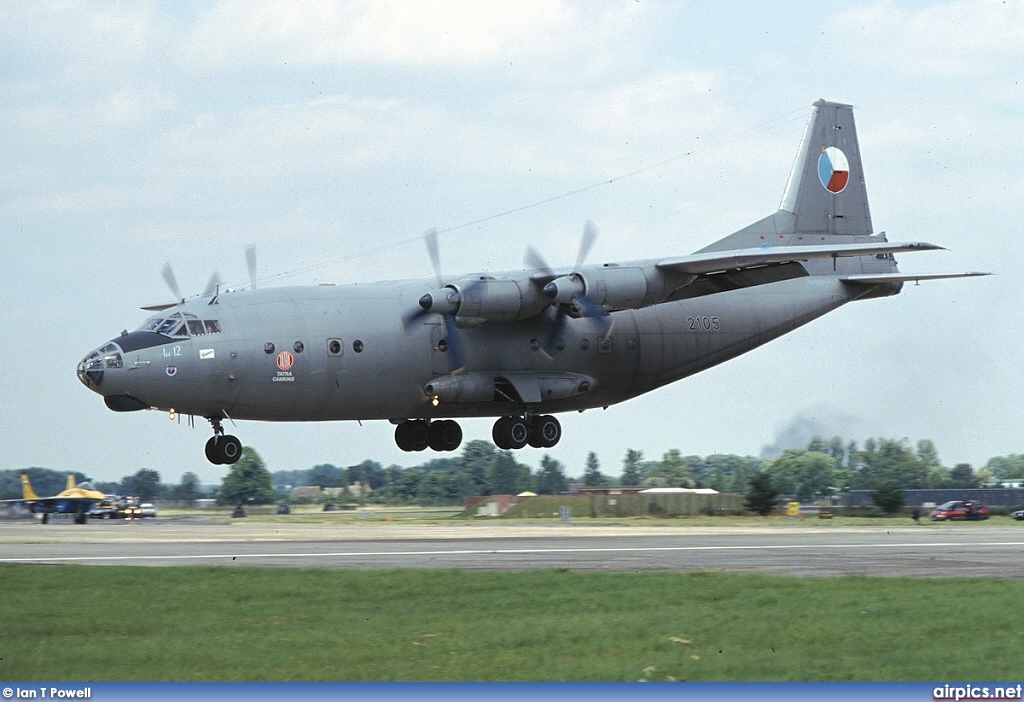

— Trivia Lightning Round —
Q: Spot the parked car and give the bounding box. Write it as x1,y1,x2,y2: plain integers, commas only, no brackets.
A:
1011,509,1024,521
930,500,990,521
89,495,143,520
139,503,157,518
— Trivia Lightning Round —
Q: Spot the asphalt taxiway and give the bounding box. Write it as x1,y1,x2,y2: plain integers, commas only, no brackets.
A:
1,519,1022,576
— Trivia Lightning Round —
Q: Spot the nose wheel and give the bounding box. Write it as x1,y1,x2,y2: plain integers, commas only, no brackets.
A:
205,418,243,465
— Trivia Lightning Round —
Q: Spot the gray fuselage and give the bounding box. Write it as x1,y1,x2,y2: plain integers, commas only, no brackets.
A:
79,261,882,425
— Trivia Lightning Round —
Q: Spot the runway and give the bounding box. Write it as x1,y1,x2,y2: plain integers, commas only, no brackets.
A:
1,519,1022,576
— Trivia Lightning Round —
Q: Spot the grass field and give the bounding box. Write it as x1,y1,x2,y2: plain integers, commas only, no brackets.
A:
1,565,1020,681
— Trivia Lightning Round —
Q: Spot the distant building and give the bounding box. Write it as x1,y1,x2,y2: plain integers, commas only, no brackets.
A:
347,481,371,498
465,494,527,516
290,486,323,501
576,486,648,498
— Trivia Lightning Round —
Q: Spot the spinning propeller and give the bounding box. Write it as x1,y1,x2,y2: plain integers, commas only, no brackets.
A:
525,220,611,355
402,229,469,372
142,247,255,312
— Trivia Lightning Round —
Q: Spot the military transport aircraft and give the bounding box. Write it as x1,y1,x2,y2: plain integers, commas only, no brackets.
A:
77,100,986,465
1,474,106,524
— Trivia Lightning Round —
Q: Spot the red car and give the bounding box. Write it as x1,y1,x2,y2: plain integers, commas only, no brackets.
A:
930,500,990,521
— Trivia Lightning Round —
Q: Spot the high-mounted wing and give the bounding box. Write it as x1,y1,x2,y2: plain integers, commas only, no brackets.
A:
656,241,943,276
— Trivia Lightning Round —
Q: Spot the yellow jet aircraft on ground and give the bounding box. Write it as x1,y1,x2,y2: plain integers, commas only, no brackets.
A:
5,474,106,524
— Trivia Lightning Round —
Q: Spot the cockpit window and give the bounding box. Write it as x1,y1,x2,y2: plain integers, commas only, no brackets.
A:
156,318,178,335
137,313,221,337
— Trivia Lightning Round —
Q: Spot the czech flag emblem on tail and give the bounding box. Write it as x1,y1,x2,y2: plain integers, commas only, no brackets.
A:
818,146,850,193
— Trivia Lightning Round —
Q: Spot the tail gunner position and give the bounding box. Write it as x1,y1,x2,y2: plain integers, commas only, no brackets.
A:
79,100,986,464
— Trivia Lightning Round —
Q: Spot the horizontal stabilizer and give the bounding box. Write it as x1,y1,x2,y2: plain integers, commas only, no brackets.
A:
840,272,991,285
657,241,943,276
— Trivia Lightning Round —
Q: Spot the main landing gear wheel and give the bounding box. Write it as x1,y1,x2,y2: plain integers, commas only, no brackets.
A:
395,420,430,452
493,415,561,450
528,415,561,448
205,434,243,465
395,420,463,452
492,416,530,450
428,420,462,452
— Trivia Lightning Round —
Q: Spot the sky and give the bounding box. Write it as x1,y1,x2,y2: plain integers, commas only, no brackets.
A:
2,0,1022,484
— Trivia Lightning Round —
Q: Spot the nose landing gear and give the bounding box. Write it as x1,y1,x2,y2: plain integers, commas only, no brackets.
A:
205,417,243,465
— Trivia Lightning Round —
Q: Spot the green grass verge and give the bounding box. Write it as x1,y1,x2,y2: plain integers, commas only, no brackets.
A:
1,565,1020,681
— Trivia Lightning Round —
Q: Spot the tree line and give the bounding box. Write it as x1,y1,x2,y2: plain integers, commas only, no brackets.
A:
4,436,1023,507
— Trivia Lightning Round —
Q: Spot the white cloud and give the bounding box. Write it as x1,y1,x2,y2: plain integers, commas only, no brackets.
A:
831,0,1024,77
181,0,584,70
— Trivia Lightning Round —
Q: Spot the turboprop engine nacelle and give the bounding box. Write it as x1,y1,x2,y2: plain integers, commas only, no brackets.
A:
543,266,695,313
418,278,551,323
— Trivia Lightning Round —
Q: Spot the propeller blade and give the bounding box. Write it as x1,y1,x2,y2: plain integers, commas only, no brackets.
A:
576,295,612,337
424,228,442,287
401,306,432,333
245,245,257,289
161,263,183,301
203,271,222,297
576,220,598,269
524,245,554,277
442,314,465,372
542,307,569,357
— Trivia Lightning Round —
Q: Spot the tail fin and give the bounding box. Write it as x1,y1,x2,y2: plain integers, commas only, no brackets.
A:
700,99,874,252
21,473,39,501
781,99,872,236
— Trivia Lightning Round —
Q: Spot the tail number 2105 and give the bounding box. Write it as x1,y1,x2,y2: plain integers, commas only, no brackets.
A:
688,316,720,331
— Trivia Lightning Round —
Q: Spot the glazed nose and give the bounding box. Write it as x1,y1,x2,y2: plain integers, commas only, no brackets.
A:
78,354,104,389
78,344,124,390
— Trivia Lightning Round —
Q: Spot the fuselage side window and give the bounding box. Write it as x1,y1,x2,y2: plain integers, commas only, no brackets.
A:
187,320,206,336
204,320,222,334
171,322,189,338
